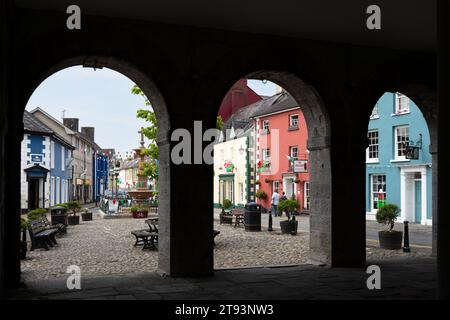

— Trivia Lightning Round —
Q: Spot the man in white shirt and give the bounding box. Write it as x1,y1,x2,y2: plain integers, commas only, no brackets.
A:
271,189,280,217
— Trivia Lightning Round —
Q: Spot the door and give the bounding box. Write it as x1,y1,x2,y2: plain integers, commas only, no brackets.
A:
414,180,422,223
285,178,294,199
28,178,39,210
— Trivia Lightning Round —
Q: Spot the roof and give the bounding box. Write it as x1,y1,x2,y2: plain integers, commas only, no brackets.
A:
23,110,53,135
29,107,75,135
224,91,299,131
23,111,75,149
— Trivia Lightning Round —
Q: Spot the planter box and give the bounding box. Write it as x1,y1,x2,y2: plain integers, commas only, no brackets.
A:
280,220,298,234
67,215,80,225
132,211,148,219
81,212,93,221
378,230,403,250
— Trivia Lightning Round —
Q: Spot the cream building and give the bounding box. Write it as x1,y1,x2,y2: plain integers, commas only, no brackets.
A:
213,127,253,208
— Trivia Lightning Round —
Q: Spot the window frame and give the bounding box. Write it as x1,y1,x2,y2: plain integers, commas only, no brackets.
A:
395,92,410,114
371,174,386,211
366,130,379,162
289,114,299,128
394,125,409,161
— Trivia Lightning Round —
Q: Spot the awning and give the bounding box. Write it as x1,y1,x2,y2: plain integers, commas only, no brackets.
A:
24,164,49,181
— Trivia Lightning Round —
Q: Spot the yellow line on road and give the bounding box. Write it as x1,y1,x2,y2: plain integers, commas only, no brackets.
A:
366,239,432,249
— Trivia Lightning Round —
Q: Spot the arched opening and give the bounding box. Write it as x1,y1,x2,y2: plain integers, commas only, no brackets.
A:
212,71,332,269
18,57,171,283
365,90,435,263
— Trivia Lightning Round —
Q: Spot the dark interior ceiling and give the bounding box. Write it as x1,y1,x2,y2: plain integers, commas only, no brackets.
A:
15,0,436,51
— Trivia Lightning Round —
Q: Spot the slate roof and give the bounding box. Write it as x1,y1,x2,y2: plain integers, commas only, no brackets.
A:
23,110,75,149
224,91,299,131
23,110,53,135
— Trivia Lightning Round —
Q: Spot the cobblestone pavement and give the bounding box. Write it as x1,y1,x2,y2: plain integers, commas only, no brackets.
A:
21,208,432,283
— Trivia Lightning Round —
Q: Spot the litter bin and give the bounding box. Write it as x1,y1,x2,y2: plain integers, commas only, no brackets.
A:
50,206,68,226
244,202,261,232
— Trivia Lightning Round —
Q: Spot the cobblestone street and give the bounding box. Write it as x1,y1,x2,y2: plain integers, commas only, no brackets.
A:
21,208,432,283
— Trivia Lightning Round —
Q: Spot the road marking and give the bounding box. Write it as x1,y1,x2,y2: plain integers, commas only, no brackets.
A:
366,239,432,249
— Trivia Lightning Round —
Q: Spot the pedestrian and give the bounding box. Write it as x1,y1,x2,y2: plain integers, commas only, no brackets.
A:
271,189,280,217
280,191,289,218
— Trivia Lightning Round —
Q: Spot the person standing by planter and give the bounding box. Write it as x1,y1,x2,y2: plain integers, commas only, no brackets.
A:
271,189,280,218
279,192,288,218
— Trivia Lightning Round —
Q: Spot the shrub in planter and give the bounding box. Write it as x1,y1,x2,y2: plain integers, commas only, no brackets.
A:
27,208,47,221
376,203,403,250
278,199,300,234
221,199,233,211
81,208,93,221
131,206,148,218
66,201,81,225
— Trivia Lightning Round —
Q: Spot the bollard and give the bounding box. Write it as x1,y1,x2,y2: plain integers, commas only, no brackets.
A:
268,210,273,232
290,215,297,235
403,220,411,252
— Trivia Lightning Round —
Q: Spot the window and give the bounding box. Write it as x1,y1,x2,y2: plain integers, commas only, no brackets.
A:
367,130,379,161
304,181,310,210
262,148,270,161
227,180,234,203
289,146,298,159
289,114,299,128
50,141,55,169
273,180,280,192
395,92,410,114
261,120,270,134
395,126,409,160
371,174,386,210
239,183,244,203
370,103,379,118
61,147,65,171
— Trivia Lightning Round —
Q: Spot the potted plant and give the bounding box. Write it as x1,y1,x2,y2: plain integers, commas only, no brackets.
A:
81,208,93,221
131,206,148,218
255,190,267,201
20,218,29,260
220,199,233,224
278,199,300,234
376,203,403,250
26,208,47,221
66,201,81,225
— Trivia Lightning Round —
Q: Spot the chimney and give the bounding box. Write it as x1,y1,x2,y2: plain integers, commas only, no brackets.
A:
81,127,95,142
63,118,79,132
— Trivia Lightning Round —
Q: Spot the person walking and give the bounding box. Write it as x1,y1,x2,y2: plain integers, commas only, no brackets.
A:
279,192,289,218
271,189,280,217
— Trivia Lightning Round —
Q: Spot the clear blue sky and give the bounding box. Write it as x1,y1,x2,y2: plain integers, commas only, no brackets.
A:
26,66,277,155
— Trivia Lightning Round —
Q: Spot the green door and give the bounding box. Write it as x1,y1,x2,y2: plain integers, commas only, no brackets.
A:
414,181,422,223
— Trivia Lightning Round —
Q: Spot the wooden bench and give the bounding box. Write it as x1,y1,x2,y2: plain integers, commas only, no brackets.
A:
219,210,233,225
28,218,59,251
131,219,159,250
231,208,245,227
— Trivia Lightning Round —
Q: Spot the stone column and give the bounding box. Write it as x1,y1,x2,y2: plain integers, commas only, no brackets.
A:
157,80,216,277
437,0,450,300
308,136,332,265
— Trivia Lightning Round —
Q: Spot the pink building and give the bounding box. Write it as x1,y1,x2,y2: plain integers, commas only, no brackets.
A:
253,92,310,213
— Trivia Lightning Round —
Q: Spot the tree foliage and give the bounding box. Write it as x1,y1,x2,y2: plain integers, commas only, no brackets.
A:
131,84,158,181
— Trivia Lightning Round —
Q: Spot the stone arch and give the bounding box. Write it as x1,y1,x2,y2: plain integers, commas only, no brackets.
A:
21,55,171,272
366,84,437,253
223,70,333,265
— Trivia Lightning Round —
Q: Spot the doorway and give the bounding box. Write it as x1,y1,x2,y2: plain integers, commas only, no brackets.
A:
28,178,40,210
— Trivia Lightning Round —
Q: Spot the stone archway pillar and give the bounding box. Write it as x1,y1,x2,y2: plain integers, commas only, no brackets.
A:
437,0,450,300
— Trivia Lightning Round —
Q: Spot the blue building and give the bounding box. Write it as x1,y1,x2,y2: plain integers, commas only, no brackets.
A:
93,151,109,202
366,92,432,225
21,111,75,211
